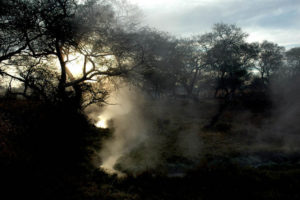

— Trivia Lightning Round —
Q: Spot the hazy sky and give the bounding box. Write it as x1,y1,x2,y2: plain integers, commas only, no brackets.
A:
129,0,300,48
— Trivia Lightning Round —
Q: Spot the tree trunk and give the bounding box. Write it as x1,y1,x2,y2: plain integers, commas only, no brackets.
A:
55,40,67,100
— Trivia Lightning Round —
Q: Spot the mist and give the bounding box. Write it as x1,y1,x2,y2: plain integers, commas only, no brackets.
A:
256,76,300,151
1,0,300,199
87,84,204,176
89,74,300,176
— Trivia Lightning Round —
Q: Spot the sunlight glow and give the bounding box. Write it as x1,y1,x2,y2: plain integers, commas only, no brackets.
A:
54,52,114,81
100,156,126,177
95,118,108,128
66,53,93,78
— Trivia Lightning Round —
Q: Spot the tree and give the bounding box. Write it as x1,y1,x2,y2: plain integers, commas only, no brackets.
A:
0,0,143,106
173,38,204,99
286,47,300,75
256,40,284,85
130,30,208,100
199,23,258,98
0,0,28,63
130,28,180,98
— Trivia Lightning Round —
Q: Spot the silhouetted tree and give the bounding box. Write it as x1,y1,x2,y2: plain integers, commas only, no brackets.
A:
256,41,284,86
199,23,258,98
130,28,180,98
174,38,204,100
286,47,300,76
0,0,143,106
0,0,29,63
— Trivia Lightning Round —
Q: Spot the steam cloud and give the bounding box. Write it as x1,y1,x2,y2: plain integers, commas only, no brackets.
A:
86,75,300,176
88,85,203,176
256,76,300,151
98,86,151,175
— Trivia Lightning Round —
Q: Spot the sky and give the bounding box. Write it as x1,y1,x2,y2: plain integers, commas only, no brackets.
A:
129,0,300,49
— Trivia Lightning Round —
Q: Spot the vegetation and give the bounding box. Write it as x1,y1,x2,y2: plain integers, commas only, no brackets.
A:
1,0,300,199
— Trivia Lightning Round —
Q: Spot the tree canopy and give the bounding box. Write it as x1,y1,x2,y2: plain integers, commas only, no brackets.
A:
0,1,298,105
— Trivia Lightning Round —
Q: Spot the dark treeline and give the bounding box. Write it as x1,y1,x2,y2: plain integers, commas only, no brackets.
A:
1,0,300,199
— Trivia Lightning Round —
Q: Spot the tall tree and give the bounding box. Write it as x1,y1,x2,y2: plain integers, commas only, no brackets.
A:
199,23,258,98
172,38,208,100
256,40,284,85
130,28,179,98
0,0,143,106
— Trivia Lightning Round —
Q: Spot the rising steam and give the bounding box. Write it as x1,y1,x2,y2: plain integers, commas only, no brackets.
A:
89,85,203,176
96,85,151,175
86,73,300,177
